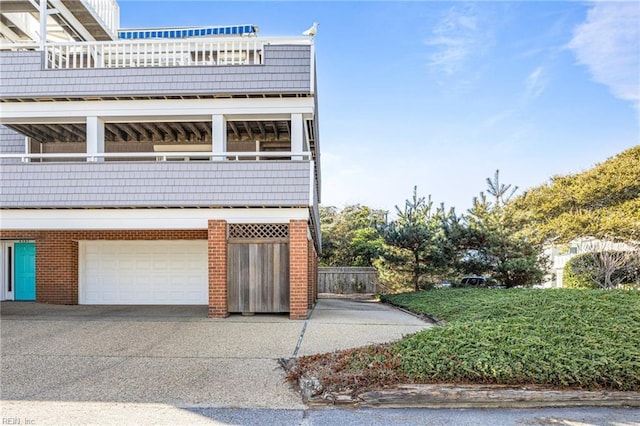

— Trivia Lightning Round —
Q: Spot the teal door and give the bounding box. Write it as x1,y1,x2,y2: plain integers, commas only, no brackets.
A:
14,243,36,301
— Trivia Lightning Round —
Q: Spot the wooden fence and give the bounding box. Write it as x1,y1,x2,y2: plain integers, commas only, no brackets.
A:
318,267,379,294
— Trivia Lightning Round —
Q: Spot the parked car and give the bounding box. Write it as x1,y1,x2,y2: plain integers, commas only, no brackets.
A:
459,276,491,287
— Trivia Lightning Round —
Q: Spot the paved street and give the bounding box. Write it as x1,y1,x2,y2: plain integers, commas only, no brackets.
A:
1,402,638,425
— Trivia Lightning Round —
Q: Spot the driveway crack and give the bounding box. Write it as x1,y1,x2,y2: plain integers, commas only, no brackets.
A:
291,303,317,358
292,320,308,358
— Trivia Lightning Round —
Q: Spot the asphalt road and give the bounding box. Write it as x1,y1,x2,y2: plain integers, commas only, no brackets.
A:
1,402,639,425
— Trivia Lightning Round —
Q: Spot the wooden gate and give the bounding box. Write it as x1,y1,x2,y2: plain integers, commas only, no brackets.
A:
227,224,290,313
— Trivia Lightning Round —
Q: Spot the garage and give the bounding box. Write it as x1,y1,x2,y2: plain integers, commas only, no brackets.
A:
79,240,208,305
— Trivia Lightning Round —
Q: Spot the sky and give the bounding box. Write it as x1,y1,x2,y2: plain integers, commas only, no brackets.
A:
118,0,640,214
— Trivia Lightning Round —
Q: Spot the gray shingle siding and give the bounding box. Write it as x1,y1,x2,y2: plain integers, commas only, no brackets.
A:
0,161,311,208
0,125,25,164
0,45,311,98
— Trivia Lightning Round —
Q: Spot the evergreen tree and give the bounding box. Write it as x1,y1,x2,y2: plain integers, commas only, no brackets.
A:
459,172,548,288
380,187,446,291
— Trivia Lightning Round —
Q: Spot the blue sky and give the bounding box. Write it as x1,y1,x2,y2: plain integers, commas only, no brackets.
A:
119,1,640,214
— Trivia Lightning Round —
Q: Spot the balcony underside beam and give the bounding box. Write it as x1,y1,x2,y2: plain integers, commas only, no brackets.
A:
0,97,316,122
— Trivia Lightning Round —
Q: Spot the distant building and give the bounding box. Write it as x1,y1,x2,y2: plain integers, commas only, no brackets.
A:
543,237,635,287
0,1,321,319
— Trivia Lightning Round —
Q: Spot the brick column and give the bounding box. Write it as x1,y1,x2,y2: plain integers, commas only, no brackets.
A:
208,220,228,318
307,239,318,309
312,243,318,304
289,220,309,319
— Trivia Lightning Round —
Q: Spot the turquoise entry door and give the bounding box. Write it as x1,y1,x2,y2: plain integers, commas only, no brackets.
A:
14,243,36,301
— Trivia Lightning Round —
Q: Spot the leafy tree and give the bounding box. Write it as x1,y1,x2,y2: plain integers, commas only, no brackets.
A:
319,204,387,267
319,206,340,265
508,145,640,243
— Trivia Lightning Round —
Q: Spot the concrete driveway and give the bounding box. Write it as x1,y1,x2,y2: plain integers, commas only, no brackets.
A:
1,297,429,412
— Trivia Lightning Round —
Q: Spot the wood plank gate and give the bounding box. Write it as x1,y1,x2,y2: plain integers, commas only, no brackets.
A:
227,224,290,313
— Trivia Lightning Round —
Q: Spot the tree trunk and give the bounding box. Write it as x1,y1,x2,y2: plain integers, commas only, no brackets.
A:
413,251,420,291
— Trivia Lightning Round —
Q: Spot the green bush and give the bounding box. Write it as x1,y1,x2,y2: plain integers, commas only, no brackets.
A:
564,253,598,288
382,289,640,391
564,251,640,289
290,289,640,393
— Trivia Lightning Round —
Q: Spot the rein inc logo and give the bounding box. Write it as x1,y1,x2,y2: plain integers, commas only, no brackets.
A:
2,419,35,425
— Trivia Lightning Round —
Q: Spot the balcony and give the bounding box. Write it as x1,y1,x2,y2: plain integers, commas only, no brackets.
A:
0,41,314,101
83,0,120,37
0,0,120,42
44,37,269,69
0,152,315,209
0,36,310,69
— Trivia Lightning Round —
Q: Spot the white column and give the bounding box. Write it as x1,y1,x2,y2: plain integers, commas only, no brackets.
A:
212,114,227,160
24,136,31,163
39,0,47,51
291,113,304,160
86,116,105,162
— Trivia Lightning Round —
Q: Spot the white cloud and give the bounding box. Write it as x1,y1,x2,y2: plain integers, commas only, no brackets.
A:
425,5,492,76
483,109,514,128
525,66,547,99
568,2,640,107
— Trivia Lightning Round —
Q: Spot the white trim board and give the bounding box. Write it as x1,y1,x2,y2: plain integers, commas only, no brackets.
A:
0,98,316,123
0,208,310,230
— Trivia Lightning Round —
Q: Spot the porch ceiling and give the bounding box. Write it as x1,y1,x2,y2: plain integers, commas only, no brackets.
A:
0,1,38,14
6,120,317,152
57,0,115,41
0,0,114,42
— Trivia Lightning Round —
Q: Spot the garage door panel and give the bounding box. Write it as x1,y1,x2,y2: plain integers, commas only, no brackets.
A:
80,240,208,305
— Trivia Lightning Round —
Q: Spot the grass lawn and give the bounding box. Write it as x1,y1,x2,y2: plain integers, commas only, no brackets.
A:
287,289,640,394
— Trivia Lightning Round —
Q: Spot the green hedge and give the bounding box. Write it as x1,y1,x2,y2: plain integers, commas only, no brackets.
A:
564,251,640,289
382,289,640,390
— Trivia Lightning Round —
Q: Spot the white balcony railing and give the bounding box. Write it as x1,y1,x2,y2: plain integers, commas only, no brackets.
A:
0,37,311,69
44,37,265,69
0,151,312,162
84,0,120,37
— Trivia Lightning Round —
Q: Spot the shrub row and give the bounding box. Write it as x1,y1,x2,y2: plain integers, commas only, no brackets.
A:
381,289,640,390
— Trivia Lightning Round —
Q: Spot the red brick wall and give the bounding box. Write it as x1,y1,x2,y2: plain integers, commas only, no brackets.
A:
307,238,318,309
289,220,309,319
2,222,319,320
207,220,228,318
312,243,318,303
0,230,206,304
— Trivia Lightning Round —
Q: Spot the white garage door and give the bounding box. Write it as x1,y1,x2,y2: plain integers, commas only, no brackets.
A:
80,240,208,305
